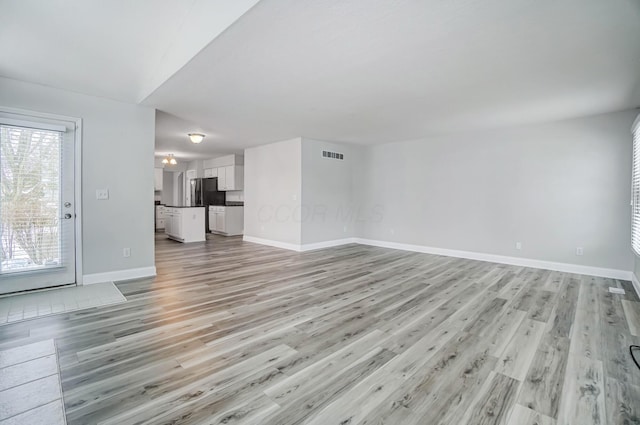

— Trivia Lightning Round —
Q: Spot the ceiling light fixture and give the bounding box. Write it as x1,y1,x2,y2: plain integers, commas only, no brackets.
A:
162,154,177,165
188,133,205,144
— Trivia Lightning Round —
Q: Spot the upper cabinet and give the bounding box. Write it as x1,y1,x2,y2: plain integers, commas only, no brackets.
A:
202,155,244,191
206,165,243,191
154,168,163,191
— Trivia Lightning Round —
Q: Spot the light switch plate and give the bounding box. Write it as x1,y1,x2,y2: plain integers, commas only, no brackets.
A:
96,189,109,200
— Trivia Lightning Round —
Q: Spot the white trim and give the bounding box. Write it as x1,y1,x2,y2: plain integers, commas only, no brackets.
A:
0,116,67,132
300,238,357,252
244,235,632,279
74,118,83,284
243,236,358,252
632,272,640,300
632,112,640,133
83,266,156,285
0,106,84,287
242,235,304,252
353,238,632,280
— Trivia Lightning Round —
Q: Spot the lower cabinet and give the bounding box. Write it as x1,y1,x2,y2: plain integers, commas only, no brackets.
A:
209,206,243,236
155,205,166,229
165,207,205,243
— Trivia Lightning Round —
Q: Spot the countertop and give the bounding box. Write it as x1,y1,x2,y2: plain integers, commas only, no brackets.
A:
158,204,243,208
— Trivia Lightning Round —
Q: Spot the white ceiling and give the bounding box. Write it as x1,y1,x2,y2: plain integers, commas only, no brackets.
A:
155,110,238,161
0,0,260,103
2,0,640,156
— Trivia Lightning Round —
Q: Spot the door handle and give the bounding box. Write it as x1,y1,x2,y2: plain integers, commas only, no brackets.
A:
63,213,73,219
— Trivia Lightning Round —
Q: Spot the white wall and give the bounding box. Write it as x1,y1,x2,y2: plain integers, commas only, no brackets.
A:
173,172,185,206
301,138,361,244
244,138,302,245
187,159,204,178
203,154,243,168
357,110,636,271
161,171,174,205
0,77,156,279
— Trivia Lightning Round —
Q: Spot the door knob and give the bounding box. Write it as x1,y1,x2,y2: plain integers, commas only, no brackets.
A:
64,213,72,219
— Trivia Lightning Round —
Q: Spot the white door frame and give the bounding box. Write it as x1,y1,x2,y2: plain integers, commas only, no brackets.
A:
0,106,83,286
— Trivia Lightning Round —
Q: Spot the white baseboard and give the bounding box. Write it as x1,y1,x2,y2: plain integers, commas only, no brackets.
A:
631,273,640,299
83,266,156,285
300,238,357,252
243,236,357,252
242,236,304,252
353,238,632,280
241,234,632,280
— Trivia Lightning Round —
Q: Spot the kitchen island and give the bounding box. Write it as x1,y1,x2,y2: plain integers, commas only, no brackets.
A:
164,206,206,243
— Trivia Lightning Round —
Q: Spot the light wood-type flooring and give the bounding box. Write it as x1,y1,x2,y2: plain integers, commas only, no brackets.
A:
1,234,640,424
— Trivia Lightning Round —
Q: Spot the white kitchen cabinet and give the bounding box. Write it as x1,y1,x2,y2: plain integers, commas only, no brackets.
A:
155,205,166,229
165,207,206,243
154,168,163,191
216,167,226,190
216,165,244,191
164,209,178,237
209,206,243,236
215,211,225,232
203,168,217,178
185,170,197,206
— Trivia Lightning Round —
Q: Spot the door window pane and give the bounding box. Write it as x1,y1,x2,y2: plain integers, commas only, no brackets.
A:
0,125,62,273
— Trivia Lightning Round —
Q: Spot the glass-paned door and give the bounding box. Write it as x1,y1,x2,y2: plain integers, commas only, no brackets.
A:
0,114,76,294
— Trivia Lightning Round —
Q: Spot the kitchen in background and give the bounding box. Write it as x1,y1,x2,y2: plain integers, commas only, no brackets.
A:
154,154,244,243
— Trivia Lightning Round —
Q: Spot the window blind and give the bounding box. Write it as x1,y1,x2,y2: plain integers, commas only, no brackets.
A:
632,116,640,256
0,124,62,273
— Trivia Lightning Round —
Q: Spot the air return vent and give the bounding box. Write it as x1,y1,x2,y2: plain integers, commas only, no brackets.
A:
322,150,344,160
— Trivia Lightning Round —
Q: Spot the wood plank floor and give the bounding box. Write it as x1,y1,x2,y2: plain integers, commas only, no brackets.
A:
1,234,640,424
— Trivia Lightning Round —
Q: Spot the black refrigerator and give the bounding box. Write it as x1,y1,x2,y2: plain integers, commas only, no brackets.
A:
190,178,226,232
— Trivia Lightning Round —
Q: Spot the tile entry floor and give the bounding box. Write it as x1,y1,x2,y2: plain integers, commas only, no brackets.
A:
0,282,126,325
0,339,66,424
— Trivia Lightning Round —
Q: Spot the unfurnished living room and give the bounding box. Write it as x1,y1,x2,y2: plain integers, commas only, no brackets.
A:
1,1,640,424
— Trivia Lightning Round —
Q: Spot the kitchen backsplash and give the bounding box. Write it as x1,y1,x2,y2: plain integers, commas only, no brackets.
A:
225,191,244,202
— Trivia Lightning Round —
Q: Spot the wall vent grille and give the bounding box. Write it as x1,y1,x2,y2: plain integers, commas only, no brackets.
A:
322,150,344,160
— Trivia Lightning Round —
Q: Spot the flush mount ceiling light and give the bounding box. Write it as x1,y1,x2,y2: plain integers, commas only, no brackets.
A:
161,154,177,165
188,133,205,144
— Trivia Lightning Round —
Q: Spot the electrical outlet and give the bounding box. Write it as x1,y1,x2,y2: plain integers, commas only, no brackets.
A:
343,225,348,233
96,188,109,200
123,248,131,258
515,242,522,250
576,247,583,256
390,228,395,235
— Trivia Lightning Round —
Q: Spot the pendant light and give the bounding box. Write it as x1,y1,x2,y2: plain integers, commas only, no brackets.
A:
162,154,177,165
